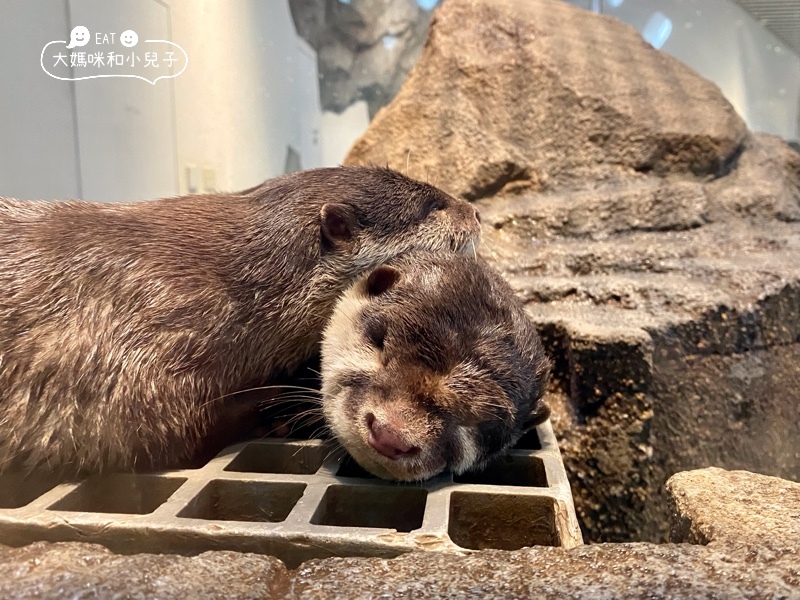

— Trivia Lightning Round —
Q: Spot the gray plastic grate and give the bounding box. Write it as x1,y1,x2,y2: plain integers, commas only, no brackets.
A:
0,420,582,567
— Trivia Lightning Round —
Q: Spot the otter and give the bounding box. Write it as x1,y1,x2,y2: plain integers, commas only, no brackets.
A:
321,251,551,481
0,166,481,475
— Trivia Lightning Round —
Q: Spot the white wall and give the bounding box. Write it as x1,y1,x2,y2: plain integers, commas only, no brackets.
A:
603,0,800,139
0,1,81,200
168,0,322,194
0,0,323,201
320,100,371,167
68,0,178,201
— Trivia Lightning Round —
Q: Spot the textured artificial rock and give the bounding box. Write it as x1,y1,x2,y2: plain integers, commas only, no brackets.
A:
289,0,435,117
289,543,799,599
667,467,800,555
3,470,799,598
0,542,290,599
346,0,747,197
4,540,798,599
344,0,800,542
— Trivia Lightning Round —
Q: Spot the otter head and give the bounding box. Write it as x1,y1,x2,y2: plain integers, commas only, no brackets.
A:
317,167,481,274
321,252,551,481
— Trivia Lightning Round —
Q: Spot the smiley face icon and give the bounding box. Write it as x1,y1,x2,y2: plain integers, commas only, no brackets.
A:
66,26,90,49
120,29,138,48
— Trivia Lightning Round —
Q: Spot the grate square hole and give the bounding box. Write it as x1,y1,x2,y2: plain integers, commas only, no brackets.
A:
513,428,542,450
178,480,305,523
49,474,185,515
0,472,57,509
335,455,378,479
311,485,426,532
453,454,547,487
448,492,559,550
225,442,326,475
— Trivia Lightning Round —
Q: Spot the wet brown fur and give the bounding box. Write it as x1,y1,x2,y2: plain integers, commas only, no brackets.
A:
0,166,480,475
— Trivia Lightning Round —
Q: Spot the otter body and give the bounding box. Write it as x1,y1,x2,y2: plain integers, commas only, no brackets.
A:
0,167,480,474
321,252,551,481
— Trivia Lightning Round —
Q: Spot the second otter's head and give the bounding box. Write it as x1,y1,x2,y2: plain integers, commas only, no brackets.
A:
321,252,551,481
314,166,482,273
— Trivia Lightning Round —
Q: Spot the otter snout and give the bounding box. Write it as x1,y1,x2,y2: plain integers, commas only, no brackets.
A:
366,413,420,460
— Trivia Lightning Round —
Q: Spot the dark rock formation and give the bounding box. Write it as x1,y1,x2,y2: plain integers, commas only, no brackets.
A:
345,0,800,542
3,468,798,598
289,0,436,117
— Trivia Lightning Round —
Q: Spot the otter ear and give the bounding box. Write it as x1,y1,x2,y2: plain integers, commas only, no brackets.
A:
365,266,401,297
320,203,357,252
522,400,551,431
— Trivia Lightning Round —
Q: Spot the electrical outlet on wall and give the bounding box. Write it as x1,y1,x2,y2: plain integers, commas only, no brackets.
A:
202,166,217,193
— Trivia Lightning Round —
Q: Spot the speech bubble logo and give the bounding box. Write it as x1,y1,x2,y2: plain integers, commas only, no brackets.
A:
41,39,188,85
120,29,138,48
66,25,90,49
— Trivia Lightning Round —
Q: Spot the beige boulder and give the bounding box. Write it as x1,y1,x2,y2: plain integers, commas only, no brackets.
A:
346,0,746,199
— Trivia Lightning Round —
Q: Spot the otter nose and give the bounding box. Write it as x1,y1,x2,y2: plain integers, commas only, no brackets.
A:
474,208,481,224
366,413,419,460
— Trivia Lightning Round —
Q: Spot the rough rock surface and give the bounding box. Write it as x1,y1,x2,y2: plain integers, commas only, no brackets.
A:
289,543,800,599
345,0,800,542
668,467,800,554
0,542,290,599
289,0,436,117
347,0,747,197
3,470,799,598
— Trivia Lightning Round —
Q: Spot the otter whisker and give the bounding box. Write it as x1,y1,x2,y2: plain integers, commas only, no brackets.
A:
259,392,323,404
281,405,323,417
476,239,500,260
308,423,335,441
256,401,321,415
248,384,323,394
321,443,347,465
197,384,323,410
282,410,324,429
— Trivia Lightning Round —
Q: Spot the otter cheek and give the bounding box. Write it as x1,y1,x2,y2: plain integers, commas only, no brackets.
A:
324,392,350,450
446,202,482,250
393,434,450,481
441,213,480,255
452,425,483,474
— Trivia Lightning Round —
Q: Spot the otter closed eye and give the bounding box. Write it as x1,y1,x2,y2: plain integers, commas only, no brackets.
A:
425,197,446,214
364,317,387,350
320,251,551,482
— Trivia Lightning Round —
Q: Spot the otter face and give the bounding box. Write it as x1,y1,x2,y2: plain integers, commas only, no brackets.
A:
318,167,482,273
321,252,551,481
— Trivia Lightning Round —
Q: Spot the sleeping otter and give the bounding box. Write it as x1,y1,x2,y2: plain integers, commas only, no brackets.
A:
321,251,551,481
0,166,480,474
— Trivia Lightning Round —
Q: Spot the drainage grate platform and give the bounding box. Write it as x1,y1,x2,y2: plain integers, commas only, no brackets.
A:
0,420,582,567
